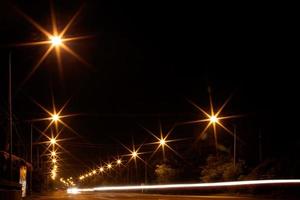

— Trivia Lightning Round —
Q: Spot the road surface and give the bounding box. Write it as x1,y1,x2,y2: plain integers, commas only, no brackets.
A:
28,191,272,200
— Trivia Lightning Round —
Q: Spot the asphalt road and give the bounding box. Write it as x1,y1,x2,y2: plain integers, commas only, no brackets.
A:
28,191,272,200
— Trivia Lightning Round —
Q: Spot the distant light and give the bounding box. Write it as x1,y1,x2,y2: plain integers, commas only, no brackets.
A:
53,165,58,169
89,173,92,176
51,151,56,156
50,36,62,46
210,115,218,123
50,138,57,145
117,159,121,164
107,164,112,169
99,167,104,172
52,158,57,163
92,170,96,174
132,151,137,158
159,139,166,146
51,113,60,121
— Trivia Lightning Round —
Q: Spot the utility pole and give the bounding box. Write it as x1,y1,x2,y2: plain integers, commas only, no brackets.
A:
30,124,33,194
144,160,147,184
233,125,236,169
8,52,13,180
259,130,262,162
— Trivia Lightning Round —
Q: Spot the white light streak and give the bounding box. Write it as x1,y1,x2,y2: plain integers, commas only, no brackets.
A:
67,179,300,193
67,187,80,194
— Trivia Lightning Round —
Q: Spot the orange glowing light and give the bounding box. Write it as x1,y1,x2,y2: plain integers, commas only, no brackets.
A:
185,89,242,150
14,4,91,85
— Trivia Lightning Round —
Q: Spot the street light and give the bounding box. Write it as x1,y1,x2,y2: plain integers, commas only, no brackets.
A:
107,164,112,169
186,90,241,151
16,4,90,84
50,36,62,46
51,151,56,156
99,167,104,172
209,115,219,124
132,151,137,158
52,158,57,163
143,124,182,161
50,138,56,145
159,139,166,146
117,159,122,165
51,113,60,122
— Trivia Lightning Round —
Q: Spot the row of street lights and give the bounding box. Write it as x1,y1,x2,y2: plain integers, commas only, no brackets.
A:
76,126,178,183
74,92,241,185
8,3,89,190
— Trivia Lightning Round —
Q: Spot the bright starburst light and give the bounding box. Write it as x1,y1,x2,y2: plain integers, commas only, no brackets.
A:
185,89,241,151
143,123,185,161
31,97,80,137
14,3,91,84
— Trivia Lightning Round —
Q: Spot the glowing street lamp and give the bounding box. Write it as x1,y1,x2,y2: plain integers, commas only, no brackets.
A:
209,115,219,124
51,151,56,156
117,159,122,165
52,158,57,163
51,170,57,180
107,164,112,169
121,142,144,164
15,4,91,84
186,89,241,152
143,124,183,161
50,36,62,46
159,139,166,146
51,113,60,122
92,170,96,174
131,151,137,159
50,138,56,145
99,167,104,172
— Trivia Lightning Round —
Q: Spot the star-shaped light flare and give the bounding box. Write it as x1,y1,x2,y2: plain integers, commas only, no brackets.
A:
30,96,80,137
185,91,242,150
143,124,186,161
14,3,92,84
120,141,146,167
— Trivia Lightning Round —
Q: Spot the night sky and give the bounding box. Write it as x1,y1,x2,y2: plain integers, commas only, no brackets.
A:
0,1,298,176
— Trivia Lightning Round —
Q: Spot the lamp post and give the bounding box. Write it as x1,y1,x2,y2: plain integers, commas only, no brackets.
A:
233,125,236,169
29,124,33,194
131,151,138,183
8,52,13,181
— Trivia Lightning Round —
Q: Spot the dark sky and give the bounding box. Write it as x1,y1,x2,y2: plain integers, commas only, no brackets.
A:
0,1,298,176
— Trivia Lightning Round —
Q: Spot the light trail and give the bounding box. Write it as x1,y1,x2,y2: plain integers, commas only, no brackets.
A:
67,179,300,194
